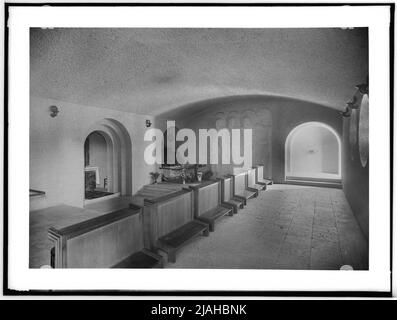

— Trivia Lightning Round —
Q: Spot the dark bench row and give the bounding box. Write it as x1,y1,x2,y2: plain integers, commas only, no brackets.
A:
151,165,272,264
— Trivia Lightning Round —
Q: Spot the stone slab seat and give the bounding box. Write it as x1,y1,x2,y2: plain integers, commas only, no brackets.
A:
250,183,266,192
247,169,267,192
257,178,273,186
112,249,163,268
196,205,233,232
217,177,245,213
234,189,258,204
157,220,209,263
222,199,244,213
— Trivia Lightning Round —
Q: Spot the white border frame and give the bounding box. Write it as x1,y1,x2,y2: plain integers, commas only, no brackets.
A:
7,4,391,293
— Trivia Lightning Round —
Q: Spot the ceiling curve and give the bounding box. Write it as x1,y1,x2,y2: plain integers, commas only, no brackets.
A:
30,28,368,115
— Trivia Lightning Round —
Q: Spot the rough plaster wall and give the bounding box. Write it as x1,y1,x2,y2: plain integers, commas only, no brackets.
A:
30,28,368,115
30,96,156,210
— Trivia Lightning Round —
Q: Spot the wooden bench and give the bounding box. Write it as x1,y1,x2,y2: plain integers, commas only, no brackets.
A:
247,168,267,192
190,180,233,232
229,171,258,205
217,176,244,213
48,205,162,268
254,165,273,186
142,189,209,263
157,220,209,263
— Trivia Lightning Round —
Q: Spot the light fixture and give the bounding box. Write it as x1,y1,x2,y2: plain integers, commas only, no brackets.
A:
340,77,368,118
49,105,59,117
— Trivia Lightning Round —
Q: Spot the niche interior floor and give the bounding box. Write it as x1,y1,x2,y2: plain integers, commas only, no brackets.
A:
166,184,368,270
29,184,368,270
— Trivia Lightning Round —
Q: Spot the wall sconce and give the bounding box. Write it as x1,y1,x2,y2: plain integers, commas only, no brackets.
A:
49,105,59,117
146,120,152,127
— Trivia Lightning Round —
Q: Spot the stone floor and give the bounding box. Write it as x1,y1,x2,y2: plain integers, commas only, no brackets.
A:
30,184,368,270
166,184,368,270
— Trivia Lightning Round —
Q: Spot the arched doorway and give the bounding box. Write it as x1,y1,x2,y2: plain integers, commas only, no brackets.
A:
285,122,341,182
83,119,132,203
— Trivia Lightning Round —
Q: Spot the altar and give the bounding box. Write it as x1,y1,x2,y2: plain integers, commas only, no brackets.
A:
160,164,211,183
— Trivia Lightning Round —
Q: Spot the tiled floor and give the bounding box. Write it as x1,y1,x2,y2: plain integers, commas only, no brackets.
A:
166,184,368,270
30,185,368,270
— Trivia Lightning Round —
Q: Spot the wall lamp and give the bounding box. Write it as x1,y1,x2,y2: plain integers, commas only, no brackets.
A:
49,105,59,117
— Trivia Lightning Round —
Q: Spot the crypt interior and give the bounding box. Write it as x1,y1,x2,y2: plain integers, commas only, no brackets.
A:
30,28,369,269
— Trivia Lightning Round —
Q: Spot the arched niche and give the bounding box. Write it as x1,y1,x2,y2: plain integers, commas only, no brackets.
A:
83,118,132,201
285,122,341,181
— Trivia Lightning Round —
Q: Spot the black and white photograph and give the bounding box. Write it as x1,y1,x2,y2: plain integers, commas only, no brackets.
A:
29,27,369,271
3,2,393,296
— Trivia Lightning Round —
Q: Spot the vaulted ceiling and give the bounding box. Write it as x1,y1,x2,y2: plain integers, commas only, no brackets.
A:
30,28,368,116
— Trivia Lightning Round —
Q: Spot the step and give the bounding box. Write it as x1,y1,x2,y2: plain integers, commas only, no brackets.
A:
157,220,209,263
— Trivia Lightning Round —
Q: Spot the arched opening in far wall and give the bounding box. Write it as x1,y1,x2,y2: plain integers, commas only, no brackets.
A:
83,118,132,203
285,122,341,182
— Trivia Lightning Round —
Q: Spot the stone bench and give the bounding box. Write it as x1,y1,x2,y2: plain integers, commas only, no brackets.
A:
217,176,244,213
247,168,267,192
254,165,273,186
157,220,209,263
230,172,257,205
142,189,209,263
190,180,233,232
48,205,162,268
